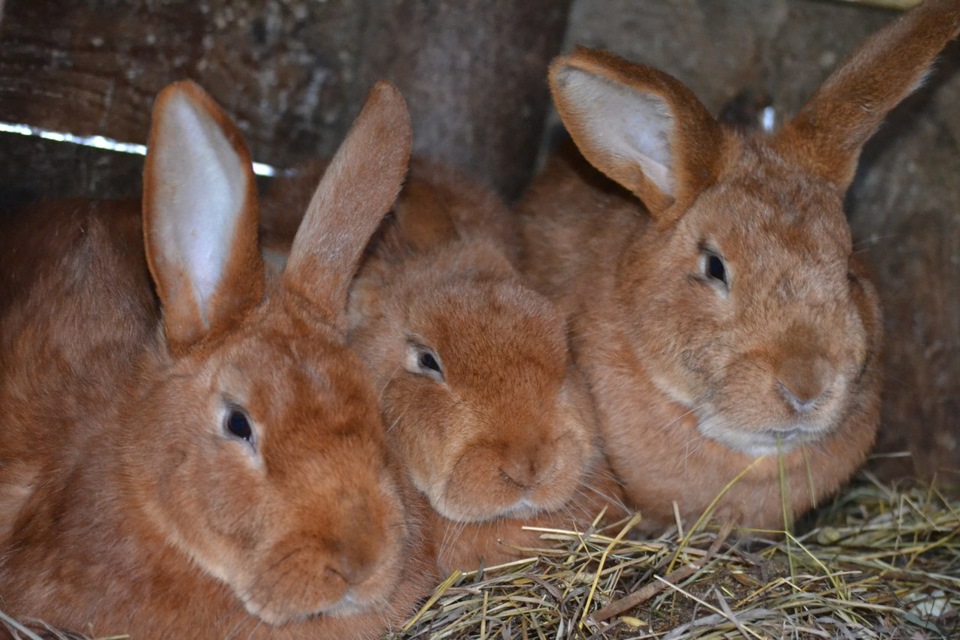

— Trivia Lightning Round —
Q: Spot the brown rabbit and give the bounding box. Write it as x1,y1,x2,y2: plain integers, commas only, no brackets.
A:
517,0,960,532
0,80,435,637
262,159,624,573
346,158,624,572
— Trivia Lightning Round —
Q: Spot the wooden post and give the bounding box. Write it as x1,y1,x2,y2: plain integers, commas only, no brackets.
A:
359,0,573,200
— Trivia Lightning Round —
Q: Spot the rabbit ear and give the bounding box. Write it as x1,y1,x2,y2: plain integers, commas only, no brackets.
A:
283,81,412,325
142,80,264,353
774,0,960,190
393,178,460,252
550,47,725,226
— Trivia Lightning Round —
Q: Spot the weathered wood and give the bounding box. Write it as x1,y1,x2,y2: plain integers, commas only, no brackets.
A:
0,0,572,204
0,0,365,161
847,45,960,479
865,212,960,479
359,0,573,200
0,0,365,202
0,135,143,208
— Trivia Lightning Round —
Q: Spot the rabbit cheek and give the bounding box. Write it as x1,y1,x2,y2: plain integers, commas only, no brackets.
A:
379,377,459,505
614,237,721,406
148,440,263,574
527,380,602,504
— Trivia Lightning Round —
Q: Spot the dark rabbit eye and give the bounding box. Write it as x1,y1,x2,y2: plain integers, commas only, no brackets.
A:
419,351,442,374
707,254,727,283
225,409,253,443
699,245,729,292
406,343,444,381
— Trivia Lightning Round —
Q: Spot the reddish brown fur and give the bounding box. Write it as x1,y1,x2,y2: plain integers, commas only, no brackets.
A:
284,89,413,331
0,81,434,636
262,159,624,572
348,159,623,571
518,0,959,532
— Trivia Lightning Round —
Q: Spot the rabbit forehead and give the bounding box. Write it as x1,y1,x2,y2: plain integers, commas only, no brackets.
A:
676,157,854,298
673,184,859,331
180,304,380,450
402,280,568,372
695,140,852,252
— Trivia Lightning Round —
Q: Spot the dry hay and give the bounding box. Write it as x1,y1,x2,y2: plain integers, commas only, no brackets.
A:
0,614,121,640
397,473,960,640
1,473,957,640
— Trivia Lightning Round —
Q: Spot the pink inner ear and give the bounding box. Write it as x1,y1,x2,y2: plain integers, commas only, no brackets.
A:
149,90,248,327
555,66,676,198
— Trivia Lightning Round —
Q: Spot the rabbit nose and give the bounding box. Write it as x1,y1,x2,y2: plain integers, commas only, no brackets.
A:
327,552,375,585
776,355,833,413
499,446,543,489
327,544,377,587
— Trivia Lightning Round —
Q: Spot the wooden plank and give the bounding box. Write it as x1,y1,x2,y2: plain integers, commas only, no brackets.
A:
0,0,573,204
0,135,142,207
0,0,365,178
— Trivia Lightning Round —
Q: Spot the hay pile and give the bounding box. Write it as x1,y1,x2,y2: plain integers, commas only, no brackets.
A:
2,474,957,640
397,474,959,639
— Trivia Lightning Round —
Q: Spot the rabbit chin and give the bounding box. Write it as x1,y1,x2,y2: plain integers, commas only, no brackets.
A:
240,598,361,627
308,591,384,619
426,484,560,524
695,413,831,459
235,568,394,626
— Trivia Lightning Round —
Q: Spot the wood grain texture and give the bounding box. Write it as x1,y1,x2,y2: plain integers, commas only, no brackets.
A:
0,0,365,202
0,0,572,203
0,0,364,163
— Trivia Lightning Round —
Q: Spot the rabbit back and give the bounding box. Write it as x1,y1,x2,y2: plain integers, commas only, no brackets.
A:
0,200,154,534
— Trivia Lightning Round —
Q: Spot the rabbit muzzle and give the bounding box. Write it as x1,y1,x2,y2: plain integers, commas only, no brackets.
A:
231,470,408,625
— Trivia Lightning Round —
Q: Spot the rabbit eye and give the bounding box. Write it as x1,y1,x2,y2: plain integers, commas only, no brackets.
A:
699,246,729,292
405,343,444,381
419,351,441,373
707,254,726,283
224,408,254,443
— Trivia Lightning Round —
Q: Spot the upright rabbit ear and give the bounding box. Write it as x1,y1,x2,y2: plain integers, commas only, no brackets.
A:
774,0,960,190
549,47,725,227
143,81,264,353
283,81,412,325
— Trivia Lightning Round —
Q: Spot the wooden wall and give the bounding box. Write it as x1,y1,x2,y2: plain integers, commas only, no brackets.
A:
1,0,957,482
0,0,568,207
